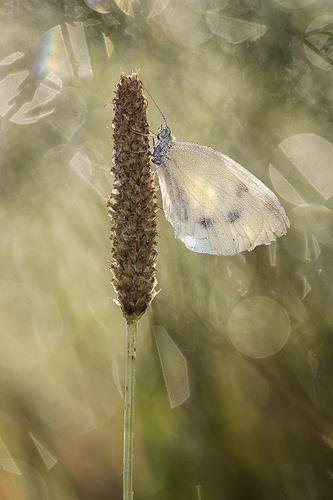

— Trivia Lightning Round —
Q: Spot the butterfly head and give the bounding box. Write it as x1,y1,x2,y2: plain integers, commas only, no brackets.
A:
157,126,171,141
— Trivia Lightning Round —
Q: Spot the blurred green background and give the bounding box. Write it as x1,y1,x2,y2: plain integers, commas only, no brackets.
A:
1,0,333,498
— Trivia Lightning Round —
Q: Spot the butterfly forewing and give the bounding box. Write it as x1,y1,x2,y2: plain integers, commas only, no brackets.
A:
154,128,289,256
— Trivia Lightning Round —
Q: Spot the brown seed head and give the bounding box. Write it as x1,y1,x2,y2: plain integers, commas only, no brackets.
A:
107,72,158,321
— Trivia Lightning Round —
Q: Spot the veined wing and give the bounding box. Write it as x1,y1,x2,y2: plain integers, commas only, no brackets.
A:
156,140,289,256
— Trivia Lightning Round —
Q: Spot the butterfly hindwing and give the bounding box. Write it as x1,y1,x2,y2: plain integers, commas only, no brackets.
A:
153,128,289,256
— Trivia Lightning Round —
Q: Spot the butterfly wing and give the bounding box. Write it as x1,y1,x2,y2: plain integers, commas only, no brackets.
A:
156,140,289,256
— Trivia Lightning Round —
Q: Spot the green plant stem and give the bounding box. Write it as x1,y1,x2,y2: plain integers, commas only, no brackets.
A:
123,319,138,500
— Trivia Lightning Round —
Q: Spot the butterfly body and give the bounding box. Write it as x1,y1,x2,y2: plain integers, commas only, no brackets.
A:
152,125,290,256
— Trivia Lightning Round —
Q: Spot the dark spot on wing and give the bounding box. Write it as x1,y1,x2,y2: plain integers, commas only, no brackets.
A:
177,186,189,221
236,183,249,198
161,165,188,221
199,217,214,229
227,210,240,223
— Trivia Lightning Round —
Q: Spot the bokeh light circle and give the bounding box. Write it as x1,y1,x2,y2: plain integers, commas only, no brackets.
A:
304,16,333,71
228,297,290,358
84,0,114,13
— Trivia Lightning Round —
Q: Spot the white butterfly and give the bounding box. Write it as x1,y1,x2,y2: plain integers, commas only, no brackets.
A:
152,125,290,256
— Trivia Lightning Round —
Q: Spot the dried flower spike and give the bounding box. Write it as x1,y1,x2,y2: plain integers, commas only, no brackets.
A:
108,72,158,321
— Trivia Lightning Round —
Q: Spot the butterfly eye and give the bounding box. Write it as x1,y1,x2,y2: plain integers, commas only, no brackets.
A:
160,127,171,139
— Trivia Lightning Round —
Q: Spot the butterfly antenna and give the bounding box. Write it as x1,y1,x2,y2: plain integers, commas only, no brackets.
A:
144,88,168,127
